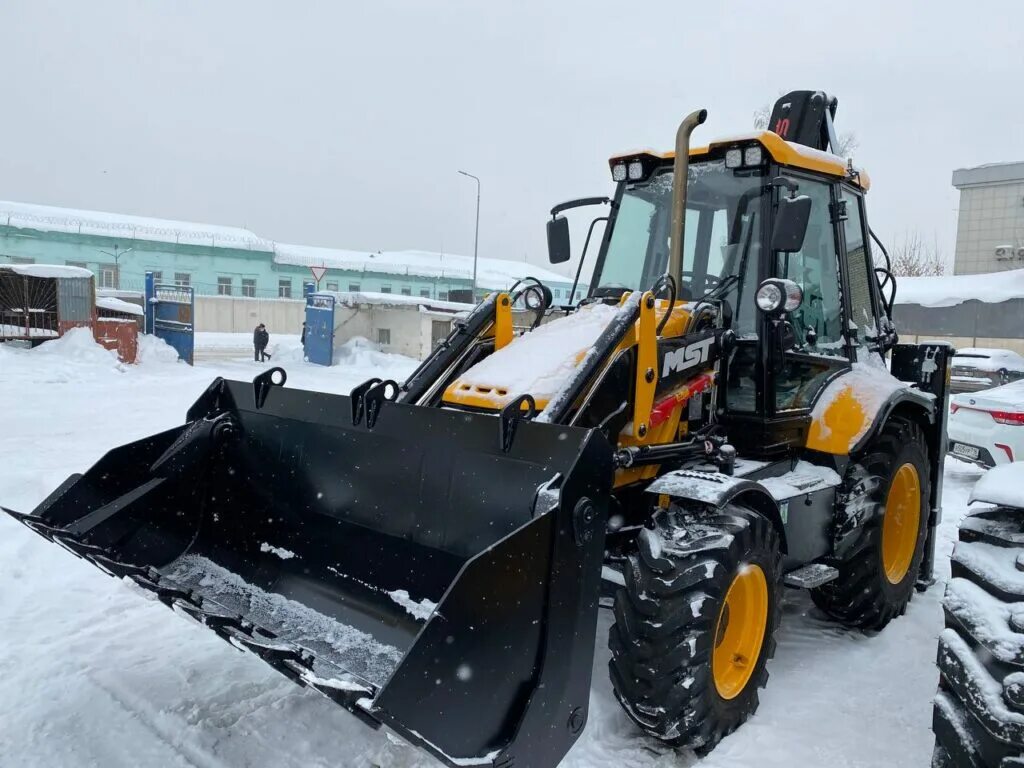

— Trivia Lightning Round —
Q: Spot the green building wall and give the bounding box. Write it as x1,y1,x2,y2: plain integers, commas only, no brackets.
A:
0,225,578,301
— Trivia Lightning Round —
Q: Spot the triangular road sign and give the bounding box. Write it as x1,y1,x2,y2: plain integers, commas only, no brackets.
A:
310,265,328,284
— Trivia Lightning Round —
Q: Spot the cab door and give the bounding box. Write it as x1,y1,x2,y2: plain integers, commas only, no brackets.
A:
771,175,851,414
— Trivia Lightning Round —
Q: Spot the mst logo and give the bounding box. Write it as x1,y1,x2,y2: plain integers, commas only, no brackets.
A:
662,335,715,378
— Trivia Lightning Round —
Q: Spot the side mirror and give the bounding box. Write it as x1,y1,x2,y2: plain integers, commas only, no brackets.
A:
547,216,571,264
771,193,812,253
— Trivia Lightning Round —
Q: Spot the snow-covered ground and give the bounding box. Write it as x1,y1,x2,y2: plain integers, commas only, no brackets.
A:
0,331,991,767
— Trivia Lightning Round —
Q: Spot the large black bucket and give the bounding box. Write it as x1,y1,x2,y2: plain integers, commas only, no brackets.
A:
4,369,613,768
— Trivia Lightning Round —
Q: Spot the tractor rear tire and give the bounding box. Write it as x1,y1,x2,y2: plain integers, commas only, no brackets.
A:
931,504,1024,766
811,416,930,631
608,501,782,754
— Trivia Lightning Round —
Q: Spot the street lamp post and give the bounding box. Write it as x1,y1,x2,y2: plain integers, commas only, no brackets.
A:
457,170,480,299
96,244,135,289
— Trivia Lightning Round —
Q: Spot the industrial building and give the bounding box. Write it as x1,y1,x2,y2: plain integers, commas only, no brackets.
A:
0,200,579,302
951,160,1024,275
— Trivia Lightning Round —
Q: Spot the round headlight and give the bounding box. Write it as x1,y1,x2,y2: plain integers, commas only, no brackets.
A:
756,282,783,312
781,280,804,312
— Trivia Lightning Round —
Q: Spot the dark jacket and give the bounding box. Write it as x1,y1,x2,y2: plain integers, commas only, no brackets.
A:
254,327,269,349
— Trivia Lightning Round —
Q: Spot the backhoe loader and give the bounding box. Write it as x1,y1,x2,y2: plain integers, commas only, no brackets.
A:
4,90,952,767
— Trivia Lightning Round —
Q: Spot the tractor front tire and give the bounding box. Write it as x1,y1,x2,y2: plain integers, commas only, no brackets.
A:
811,416,931,631
609,502,782,754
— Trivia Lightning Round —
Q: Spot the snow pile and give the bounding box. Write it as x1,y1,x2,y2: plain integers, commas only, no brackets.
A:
970,463,1024,509
333,335,418,370
897,268,1024,308
0,262,94,279
386,590,437,621
136,333,182,365
451,302,619,408
27,326,123,368
164,555,403,687
260,543,297,560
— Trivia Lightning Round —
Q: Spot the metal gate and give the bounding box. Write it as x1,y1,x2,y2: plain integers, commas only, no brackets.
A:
145,272,194,365
304,292,335,366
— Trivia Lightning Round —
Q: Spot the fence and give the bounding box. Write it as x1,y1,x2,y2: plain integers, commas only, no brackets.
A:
194,294,307,334
893,299,1024,354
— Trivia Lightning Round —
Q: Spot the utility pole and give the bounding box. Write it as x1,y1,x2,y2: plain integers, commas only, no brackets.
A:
457,170,480,300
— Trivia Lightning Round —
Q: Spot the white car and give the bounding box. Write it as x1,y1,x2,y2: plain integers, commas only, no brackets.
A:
950,347,1024,394
948,379,1024,467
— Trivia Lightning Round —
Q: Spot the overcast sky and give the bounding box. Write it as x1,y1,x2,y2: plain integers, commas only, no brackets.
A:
3,1,1023,275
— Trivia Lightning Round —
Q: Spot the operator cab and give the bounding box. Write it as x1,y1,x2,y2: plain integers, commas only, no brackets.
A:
548,90,894,456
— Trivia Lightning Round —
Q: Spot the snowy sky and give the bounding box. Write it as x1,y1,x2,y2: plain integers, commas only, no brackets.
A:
2,1,1023,274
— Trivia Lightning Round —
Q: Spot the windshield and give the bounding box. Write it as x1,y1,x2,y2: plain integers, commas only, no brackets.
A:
593,160,767,334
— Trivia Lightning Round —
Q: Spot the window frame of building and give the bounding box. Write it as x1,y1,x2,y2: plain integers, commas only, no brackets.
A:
419,288,431,298
380,285,392,294
174,272,191,288
438,291,449,301
66,261,88,270
10,256,35,264
326,281,339,292
348,283,361,292
400,286,412,296
278,279,292,299
99,266,118,289
431,319,451,347
377,328,391,346
241,278,256,298
217,276,233,296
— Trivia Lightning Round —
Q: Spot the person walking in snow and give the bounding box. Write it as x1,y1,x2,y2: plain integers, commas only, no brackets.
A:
300,321,307,345
254,323,271,362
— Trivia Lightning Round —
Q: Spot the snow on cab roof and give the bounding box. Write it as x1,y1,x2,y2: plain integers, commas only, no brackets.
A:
0,200,271,251
896,268,1024,308
0,263,94,279
276,243,571,291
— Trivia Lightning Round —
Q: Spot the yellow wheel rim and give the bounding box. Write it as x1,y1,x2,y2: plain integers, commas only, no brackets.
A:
881,463,922,585
712,564,769,700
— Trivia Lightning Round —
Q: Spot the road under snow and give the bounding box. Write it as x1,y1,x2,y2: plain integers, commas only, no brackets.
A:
0,331,988,768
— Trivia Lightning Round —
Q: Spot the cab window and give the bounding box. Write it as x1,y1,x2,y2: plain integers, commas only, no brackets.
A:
776,179,844,353
774,178,846,411
841,189,878,345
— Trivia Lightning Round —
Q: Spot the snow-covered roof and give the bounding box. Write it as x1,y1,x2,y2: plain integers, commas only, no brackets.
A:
96,296,144,316
315,290,473,313
0,200,572,290
0,263,94,279
0,200,272,251
276,244,571,290
896,268,1024,308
